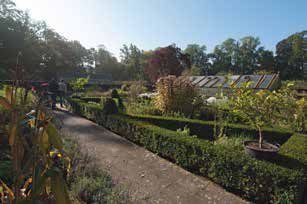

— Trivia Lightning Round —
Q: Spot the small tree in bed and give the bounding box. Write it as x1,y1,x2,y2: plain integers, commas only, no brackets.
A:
230,82,305,149
230,82,277,148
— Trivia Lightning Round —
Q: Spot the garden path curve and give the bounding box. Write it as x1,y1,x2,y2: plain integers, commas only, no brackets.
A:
54,110,249,204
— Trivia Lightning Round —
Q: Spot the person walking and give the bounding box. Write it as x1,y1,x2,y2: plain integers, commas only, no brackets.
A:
58,79,67,107
48,78,59,109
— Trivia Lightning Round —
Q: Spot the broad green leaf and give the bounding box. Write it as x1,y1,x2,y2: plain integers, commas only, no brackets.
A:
45,124,63,150
30,167,54,199
51,173,71,204
40,131,49,152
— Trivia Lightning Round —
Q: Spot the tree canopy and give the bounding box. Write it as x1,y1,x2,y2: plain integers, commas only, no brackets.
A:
0,0,305,82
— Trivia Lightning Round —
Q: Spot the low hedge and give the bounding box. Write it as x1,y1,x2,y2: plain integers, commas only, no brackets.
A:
278,134,307,172
123,114,293,145
69,99,306,203
68,98,118,117
79,97,102,103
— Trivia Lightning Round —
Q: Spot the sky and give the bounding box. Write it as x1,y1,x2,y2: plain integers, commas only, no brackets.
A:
14,0,307,58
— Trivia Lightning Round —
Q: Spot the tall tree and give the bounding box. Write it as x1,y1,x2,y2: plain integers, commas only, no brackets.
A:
184,44,209,74
0,0,91,80
257,48,275,73
275,31,307,79
120,44,147,80
239,36,261,74
93,45,123,80
209,38,239,74
209,37,271,75
146,45,189,82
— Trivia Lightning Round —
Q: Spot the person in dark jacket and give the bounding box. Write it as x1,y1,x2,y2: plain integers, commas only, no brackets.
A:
48,78,59,109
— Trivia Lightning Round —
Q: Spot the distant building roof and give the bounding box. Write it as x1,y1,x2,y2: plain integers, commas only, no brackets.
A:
186,74,280,90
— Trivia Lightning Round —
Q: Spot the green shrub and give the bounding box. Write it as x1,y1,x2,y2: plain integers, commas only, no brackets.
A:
111,89,119,98
278,134,307,172
102,98,118,115
70,77,89,92
64,137,131,204
126,99,161,116
123,114,293,144
214,134,252,151
80,97,101,103
69,100,307,203
0,160,12,185
71,176,113,203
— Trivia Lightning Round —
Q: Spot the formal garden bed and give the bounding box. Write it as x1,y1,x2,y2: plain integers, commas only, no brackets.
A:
68,96,307,203
66,76,307,203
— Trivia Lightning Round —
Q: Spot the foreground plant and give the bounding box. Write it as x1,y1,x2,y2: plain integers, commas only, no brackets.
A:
0,57,70,203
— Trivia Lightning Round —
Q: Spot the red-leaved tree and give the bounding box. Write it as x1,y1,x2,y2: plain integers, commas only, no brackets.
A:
146,45,190,82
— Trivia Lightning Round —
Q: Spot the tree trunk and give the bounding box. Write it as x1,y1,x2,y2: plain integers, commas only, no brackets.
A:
257,126,263,149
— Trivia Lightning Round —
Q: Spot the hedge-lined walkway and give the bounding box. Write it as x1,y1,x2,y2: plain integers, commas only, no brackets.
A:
55,110,248,204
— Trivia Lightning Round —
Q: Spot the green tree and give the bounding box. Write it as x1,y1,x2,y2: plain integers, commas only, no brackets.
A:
120,44,147,80
209,38,240,74
239,36,261,74
275,31,307,79
209,37,271,75
93,45,125,80
0,0,90,80
184,44,209,74
257,48,275,73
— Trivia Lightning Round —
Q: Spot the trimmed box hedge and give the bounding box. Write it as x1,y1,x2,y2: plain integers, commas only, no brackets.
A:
123,114,293,145
68,98,306,203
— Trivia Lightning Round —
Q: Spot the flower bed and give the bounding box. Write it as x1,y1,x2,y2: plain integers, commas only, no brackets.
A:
68,98,307,203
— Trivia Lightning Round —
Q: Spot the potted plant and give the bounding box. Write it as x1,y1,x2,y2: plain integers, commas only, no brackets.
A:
230,82,281,160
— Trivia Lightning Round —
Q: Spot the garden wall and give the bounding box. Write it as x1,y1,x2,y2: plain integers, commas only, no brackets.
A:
68,98,307,203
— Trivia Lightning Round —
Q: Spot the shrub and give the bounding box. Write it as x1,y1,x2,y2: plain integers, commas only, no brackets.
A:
126,99,161,116
80,96,102,103
121,83,129,91
102,98,118,115
127,81,147,103
86,84,101,92
278,134,307,172
70,77,89,92
122,114,293,144
64,137,130,204
154,75,199,116
117,97,125,111
111,89,119,98
71,175,113,203
69,100,307,203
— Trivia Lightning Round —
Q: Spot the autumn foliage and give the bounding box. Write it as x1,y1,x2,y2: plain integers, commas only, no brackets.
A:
146,45,190,82
154,75,198,116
